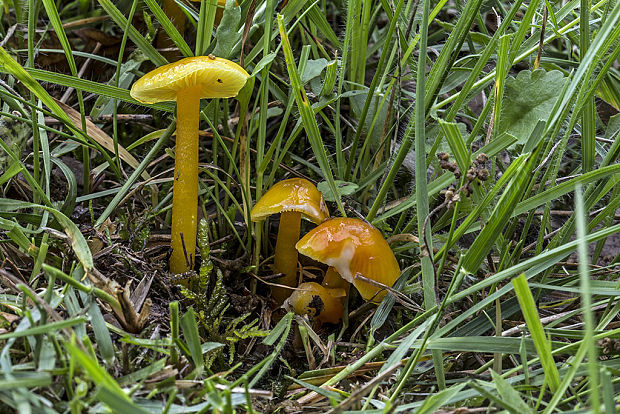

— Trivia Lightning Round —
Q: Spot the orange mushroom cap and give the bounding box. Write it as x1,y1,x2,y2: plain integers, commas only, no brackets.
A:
130,56,249,104
250,178,329,224
295,218,400,303
286,282,345,324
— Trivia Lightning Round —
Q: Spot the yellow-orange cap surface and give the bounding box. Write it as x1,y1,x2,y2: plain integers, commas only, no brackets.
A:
295,218,400,302
286,282,345,324
130,56,249,104
250,178,329,224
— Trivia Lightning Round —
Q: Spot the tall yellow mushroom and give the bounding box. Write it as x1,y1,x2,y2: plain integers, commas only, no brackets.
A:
131,56,249,273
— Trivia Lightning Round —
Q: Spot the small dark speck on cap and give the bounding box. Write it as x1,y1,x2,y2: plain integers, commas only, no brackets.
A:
217,79,223,83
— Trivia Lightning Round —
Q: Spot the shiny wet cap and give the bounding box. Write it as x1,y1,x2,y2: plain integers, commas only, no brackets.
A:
251,178,329,224
130,56,249,104
295,218,400,302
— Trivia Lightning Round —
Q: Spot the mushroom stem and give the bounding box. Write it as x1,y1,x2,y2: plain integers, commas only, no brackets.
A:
322,267,350,291
272,211,301,304
170,87,201,273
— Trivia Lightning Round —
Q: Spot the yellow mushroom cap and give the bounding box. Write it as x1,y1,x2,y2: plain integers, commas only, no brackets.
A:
250,178,329,224
130,56,249,104
286,282,345,324
295,218,400,303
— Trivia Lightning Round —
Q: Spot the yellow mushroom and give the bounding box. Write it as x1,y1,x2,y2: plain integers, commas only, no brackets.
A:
285,282,345,324
296,218,400,303
131,56,249,273
250,178,329,304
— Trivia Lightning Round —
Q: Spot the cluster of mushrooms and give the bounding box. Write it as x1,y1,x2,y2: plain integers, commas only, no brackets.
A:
251,178,401,324
129,52,400,325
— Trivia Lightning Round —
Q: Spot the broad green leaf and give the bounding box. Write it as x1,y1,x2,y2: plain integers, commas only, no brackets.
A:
212,0,241,58
301,58,329,83
498,70,567,144
317,180,359,202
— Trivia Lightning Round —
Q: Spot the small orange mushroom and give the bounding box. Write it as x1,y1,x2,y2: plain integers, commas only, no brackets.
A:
286,282,345,324
251,178,329,304
296,218,400,303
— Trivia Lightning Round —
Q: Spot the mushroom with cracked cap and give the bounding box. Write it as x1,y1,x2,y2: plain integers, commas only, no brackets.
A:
130,55,249,274
295,217,400,303
250,178,329,305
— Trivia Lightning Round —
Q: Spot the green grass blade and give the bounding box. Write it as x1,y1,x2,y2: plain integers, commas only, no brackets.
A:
180,307,204,373
97,0,167,66
512,273,561,392
512,163,620,218
575,184,600,411
65,341,131,400
143,0,193,58
95,387,151,414
94,121,176,227
276,14,345,216
414,0,445,391
0,317,86,340
439,120,470,173
490,370,534,413
414,383,467,414
461,154,532,273
343,0,404,181
25,68,174,113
